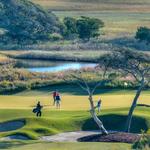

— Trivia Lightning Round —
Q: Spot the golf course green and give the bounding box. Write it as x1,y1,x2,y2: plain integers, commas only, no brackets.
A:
0,85,150,150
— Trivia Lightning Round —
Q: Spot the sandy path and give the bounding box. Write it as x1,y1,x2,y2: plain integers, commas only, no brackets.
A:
40,131,100,142
0,131,100,141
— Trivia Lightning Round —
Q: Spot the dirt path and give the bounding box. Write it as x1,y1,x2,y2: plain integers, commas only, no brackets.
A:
40,131,100,142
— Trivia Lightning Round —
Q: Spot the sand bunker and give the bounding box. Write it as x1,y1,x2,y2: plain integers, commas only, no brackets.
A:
0,119,25,132
40,131,100,142
1,134,30,140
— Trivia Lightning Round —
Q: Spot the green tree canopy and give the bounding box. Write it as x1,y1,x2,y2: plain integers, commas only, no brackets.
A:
76,16,104,40
63,16,104,40
135,27,150,44
63,17,78,39
99,50,150,132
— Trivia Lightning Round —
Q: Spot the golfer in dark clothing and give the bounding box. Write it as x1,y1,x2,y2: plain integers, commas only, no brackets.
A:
55,94,61,109
97,99,101,113
52,90,57,106
94,99,101,113
35,101,42,117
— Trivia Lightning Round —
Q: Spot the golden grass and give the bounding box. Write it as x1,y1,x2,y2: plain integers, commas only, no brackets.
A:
53,11,150,37
0,93,149,110
31,0,150,12
0,54,11,64
0,50,108,62
30,0,150,37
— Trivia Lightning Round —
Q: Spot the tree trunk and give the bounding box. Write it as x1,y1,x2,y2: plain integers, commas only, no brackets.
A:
89,95,108,135
125,82,144,132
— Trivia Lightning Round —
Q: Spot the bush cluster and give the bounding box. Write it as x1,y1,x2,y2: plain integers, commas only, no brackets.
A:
62,16,104,40
135,27,150,44
132,131,150,150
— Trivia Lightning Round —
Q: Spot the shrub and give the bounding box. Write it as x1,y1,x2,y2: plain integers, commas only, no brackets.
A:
63,16,104,40
132,131,150,150
108,73,119,80
0,80,13,88
76,16,104,40
135,27,150,44
63,17,78,39
48,33,63,41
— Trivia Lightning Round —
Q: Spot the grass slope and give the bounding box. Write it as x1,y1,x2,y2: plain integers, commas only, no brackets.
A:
0,107,150,139
0,141,131,150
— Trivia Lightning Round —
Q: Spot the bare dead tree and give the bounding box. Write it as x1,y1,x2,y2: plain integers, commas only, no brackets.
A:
99,50,150,133
64,68,110,135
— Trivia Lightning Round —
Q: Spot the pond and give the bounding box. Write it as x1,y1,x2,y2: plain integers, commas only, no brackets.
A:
15,60,97,73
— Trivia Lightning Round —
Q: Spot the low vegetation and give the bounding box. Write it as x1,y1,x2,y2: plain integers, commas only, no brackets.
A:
0,64,149,94
0,54,14,65
0,50,149,95
0,50,108,62
132,131,150,150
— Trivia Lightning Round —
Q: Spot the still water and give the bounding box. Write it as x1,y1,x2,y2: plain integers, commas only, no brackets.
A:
15,60,97,73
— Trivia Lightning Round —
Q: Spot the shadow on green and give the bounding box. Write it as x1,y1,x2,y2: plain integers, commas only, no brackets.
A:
0,141,27,149
82,114,148,133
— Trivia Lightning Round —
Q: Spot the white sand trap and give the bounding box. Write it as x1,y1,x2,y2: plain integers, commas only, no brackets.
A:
0,119,25,132
0,135,30,141
40,131,100,142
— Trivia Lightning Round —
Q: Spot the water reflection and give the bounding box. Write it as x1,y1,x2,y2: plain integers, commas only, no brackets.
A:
15,60,97,73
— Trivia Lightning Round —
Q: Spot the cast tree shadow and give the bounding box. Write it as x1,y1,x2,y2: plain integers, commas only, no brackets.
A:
82,114,148,133
4,83,136,96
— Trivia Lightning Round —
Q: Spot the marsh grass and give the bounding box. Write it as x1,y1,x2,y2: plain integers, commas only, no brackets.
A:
31,0,150,12
28,0,150,39
2,50,107,62
54,11,150,38
0,54,13,65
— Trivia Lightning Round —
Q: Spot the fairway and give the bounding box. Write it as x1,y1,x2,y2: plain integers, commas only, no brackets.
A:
0,86,149,110
0,94,149,110
0,142,130,150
